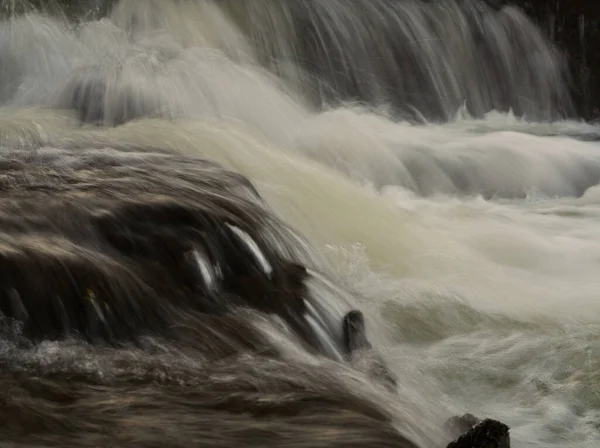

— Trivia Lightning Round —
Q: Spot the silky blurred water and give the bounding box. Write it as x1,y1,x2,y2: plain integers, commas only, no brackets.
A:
1,1,600,447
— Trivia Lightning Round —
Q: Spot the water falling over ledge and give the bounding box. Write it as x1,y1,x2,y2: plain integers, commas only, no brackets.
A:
0,1,599,448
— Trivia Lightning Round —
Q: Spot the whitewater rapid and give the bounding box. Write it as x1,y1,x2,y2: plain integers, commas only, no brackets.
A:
2,1,600,447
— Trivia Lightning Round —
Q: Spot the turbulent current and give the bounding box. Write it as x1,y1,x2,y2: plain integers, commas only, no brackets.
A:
1,1,600,447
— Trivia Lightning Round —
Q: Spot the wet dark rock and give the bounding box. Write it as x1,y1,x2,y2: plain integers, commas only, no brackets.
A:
445,414,510,448
343,310,372,355
342,310,398,391
0,145,338,359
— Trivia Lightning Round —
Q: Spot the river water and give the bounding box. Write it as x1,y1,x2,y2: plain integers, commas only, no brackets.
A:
1,1,600,447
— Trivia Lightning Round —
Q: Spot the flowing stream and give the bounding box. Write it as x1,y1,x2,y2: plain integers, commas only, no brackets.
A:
1,1,600,447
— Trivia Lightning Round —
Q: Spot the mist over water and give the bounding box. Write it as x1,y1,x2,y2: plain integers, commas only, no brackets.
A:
2,1,600,447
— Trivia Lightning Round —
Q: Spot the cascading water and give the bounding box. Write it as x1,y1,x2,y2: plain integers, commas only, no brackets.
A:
1,1,600,447
222,0,573,121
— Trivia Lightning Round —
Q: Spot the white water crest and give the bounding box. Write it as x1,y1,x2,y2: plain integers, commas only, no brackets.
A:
2,1,600,447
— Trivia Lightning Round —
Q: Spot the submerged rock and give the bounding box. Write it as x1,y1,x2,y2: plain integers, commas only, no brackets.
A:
342,310,398,391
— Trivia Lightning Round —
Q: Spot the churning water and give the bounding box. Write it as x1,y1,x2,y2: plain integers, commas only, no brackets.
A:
1,1,600,447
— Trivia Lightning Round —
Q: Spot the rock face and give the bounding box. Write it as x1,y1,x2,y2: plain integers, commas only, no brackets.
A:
501,1,600,120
